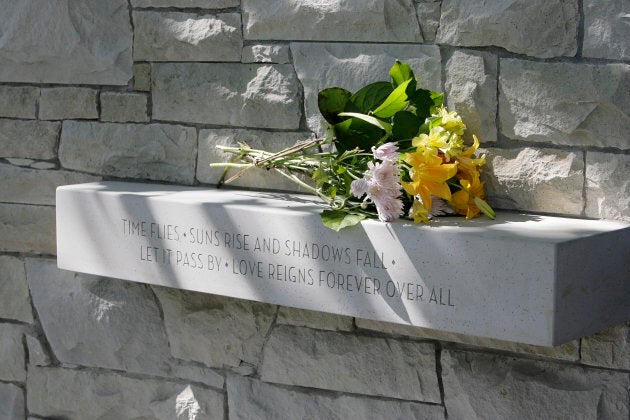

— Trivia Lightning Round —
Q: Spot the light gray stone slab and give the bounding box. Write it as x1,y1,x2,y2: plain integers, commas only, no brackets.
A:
100,92,148,123
442,349,630,419
27,366,224,419
436,0,578,58
228,374,445,420
416,2,441,42
132,0,239,8
152,63,302,129
583,0,629,60
445,49,497,143
585,152,630,223
0,0,132,85
197,128,313,191
260,325,440,402
0,164,100,206
0,383,24,420
291,43,441,134
243,0,421,42
134,11,242,62
153,286,276,368
0,86,38,119
277,306,354,332
0,204,55,254
0,256,32,323
28,162,57,170
39,87,98,120
133,64,151,92
0,324,25,382
4,158,34,167
499,59,630,149
56,182,630,346
242,44,291,64
59,121,197,184
482,147,585,215
0,119,59,160
25,334,52,367
581,322,630,370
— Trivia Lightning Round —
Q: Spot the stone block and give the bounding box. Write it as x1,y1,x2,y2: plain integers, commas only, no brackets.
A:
100,92,149,123
134,11,242,62
133,64,151,92
27,366,224,419
581,322,630,370
25,258,172,376
28,162,56,170
583,0,629,60
243,0,421,42
291,43,441,134
0,0,132,85
441,349,630,419
483,147,584,215
260,325,440,402
0,86,38,119
39,87,98,120
0,204,55,254
25,334,52,367
499,59,630,149
197,128,313,190
0,119,59,160
0,164,100,206
416,2,441,42
131,0,239,8
227,374,445,420
277,307,354,332
585,152,630,222
59,121,197,184
242,44,291,64
0,256,33,323
0,324,25,382
0,383,24,420
436,0,578,58
152,63,302,129
153,286,276,368
445,49,497,143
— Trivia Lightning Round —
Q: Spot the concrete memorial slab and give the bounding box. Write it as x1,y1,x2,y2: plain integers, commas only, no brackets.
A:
56,182,630,346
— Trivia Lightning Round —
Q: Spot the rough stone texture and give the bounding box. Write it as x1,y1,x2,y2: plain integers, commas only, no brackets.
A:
0,0,132,85
132,0,239,8
27,367,224,420
260,325,440,403
59,121,197,184
291,43,441,134
499,59,630,149
483,147,584,215
445,49,498,143
25,259,172,376
277,307,354,332
133,63,151,92
0,383,24,420
4,158,33,167
133,11,242,62
0,86,38,119
25,334,52,367
0,164,100,206
585,152,630,222
0,324,25,382
152,63,302,129
583,0,629,60
0,204,55,254
0,119,59,160
416,2,441,42
242,44,291,64
581,323,630,371
0,256,33,323
436,0,578,58
100,92,149,123
197,128,313,191
227,374,445,420
243,0,422,42
28,161,57,170
39,87,98,120
355,318,579,361
442,349,630,419
153,286,276,369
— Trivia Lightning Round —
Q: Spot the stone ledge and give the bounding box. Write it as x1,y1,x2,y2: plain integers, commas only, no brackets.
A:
56,182,630,346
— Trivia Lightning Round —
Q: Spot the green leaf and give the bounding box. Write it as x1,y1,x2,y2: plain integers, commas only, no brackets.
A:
430,92,444,111
392,110,422,141
473,197,496,220
338,112,392,135
372,79,412,118
350,82,393,113
321,210,366,231
389,60,417,96
408,89,434,119
318,88,353,125
333,117,384,153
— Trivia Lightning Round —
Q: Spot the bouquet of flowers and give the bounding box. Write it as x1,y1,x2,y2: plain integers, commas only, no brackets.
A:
211,61,495,230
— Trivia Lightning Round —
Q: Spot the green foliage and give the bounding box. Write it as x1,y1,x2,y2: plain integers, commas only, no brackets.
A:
321,210,366,231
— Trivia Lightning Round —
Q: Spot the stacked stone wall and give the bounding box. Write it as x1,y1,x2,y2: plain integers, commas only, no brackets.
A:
0,0,628,418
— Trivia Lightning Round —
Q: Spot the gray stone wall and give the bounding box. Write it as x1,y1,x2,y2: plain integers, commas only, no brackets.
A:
0,0,628,418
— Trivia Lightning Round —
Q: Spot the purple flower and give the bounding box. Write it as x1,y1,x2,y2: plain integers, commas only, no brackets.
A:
372,142,399,162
